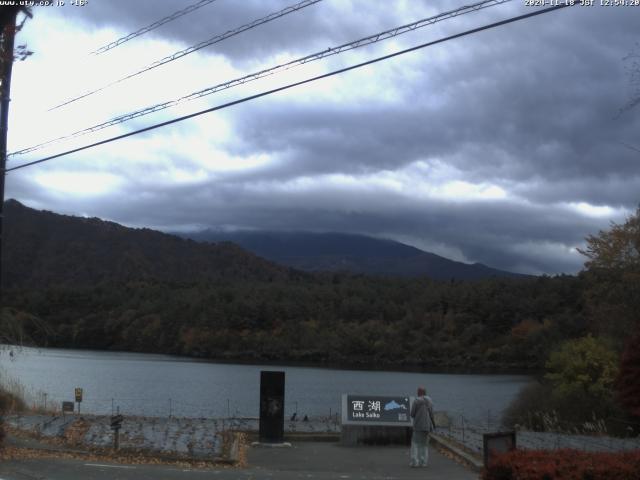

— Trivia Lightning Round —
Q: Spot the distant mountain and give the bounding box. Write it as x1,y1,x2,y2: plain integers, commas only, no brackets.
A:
2,200,297,288
2,200,524,289
180,230,527,280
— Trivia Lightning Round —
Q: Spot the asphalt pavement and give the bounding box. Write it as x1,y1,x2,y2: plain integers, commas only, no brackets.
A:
0,440,479,480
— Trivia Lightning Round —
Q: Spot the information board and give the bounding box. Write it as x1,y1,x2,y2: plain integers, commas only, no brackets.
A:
342,394,413,426
111,414,124,429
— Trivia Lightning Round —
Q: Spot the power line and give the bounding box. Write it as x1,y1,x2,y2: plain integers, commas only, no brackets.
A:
5,3,576,174
90,0,220,55
10,0,511,157
619,142,640,155
49,0,323,111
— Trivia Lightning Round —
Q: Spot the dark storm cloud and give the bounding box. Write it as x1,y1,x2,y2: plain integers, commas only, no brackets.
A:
514,176,640,208
222,4,640,199
10,2,640,276
8,160,598,274
82,179,596,274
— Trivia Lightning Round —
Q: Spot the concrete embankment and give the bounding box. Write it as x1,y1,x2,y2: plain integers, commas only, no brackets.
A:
6,412,485,475
7,414,226,459
5,413,341,460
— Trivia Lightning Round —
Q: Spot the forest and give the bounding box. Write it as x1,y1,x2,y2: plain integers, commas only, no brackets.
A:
3,273,586,371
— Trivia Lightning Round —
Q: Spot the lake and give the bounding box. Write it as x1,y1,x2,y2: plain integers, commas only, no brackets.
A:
0,347,531,426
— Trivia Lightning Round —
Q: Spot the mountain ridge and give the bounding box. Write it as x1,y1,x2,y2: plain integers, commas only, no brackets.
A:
2,199,527,286
180,229,528,280
2,199,299,288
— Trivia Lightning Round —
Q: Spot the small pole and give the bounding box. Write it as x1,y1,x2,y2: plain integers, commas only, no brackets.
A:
111,398,114,415
114,428,119,450
461,415,465,444
169,398,172,418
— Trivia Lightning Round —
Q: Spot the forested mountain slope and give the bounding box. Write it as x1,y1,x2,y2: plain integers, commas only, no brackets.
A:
3,199,299,288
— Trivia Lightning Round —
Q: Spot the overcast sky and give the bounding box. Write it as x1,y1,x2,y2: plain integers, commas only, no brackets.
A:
6,0,640,275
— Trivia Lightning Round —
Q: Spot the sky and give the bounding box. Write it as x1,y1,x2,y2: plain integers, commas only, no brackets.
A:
6,0,640,275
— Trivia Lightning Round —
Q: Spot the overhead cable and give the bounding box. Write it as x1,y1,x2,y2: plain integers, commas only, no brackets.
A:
619,142,640,154
90,0,220,55
11,0,510,157
49,0,323,111
5,3,576,174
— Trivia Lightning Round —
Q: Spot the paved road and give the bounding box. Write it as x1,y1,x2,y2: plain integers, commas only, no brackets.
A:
0,441,479,479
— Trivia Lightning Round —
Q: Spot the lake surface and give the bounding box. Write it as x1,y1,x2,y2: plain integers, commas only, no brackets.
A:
0,347,531,426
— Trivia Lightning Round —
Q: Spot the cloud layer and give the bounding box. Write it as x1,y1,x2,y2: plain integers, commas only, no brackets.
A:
6,0,640,274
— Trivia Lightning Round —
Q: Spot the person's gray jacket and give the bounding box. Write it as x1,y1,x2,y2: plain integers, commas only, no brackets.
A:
410,395,434,432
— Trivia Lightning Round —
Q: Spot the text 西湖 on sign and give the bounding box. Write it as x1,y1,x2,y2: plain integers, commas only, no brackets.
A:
342,394,412,426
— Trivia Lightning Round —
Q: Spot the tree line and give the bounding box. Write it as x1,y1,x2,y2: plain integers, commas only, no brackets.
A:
4,272,586,371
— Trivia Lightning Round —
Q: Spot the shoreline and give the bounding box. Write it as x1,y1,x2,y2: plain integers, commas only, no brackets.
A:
1,344,539,376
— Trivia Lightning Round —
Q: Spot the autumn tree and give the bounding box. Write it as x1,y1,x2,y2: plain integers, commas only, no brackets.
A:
579,206,640,271
578,207,640,346
545,335,619,401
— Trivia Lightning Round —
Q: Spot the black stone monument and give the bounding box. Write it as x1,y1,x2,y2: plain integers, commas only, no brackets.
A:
259,370,285,443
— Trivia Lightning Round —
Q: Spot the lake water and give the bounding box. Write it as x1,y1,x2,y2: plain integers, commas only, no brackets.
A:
0,347,531,426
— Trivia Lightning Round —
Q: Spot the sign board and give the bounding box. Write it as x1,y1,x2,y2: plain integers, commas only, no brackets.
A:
62,401,74,413
483,431,516,467
342,394,413,426
74,387,83,403
110,414,124,429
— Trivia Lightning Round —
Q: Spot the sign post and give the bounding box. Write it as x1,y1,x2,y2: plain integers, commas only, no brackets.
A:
74,387,83,415
110,411,124,450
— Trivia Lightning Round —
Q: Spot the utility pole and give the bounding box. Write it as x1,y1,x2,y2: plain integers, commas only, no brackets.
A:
0,7,20,311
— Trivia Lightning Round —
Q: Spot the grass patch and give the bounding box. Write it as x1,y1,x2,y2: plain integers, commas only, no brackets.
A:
0,386,27,414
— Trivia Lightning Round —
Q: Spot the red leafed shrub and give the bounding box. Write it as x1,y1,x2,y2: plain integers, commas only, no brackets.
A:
482,449,640,480
616,331,640,418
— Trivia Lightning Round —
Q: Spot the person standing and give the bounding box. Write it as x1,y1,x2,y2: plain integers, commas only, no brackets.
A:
410,386,435,467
